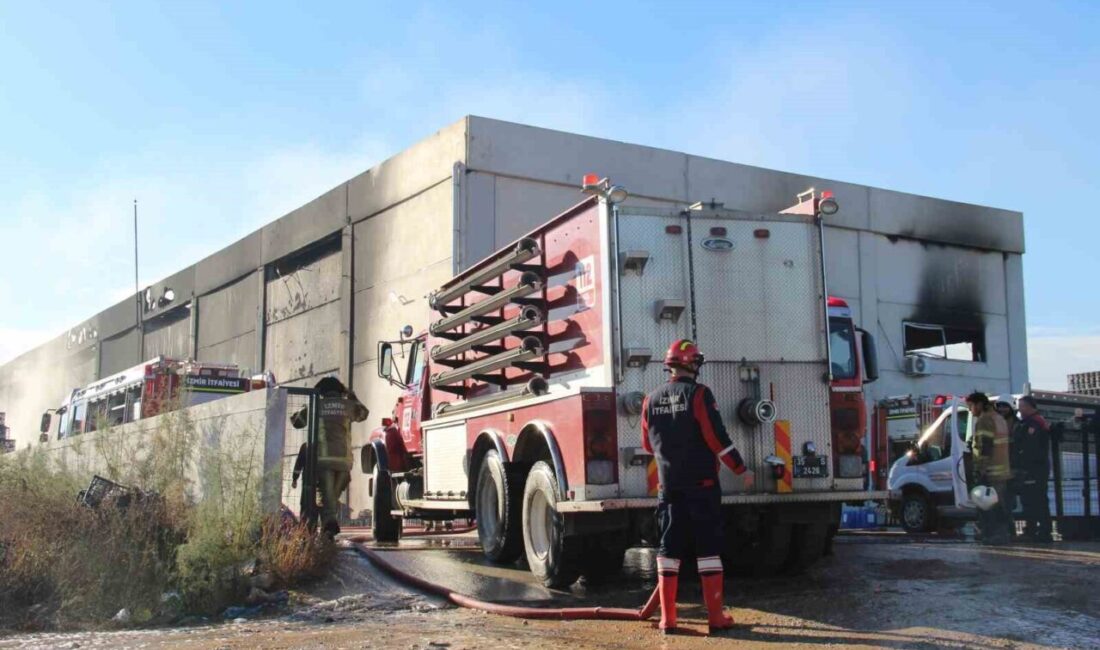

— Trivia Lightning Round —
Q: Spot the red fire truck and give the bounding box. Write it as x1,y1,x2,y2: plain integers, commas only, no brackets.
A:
368,179,884,586
42,357,263,440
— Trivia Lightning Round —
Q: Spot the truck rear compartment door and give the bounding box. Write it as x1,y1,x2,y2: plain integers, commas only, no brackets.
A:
613,206,848,496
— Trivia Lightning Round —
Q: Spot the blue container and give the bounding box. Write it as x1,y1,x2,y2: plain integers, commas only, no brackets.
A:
840,505,879,529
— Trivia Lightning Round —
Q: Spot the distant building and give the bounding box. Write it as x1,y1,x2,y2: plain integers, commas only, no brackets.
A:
1068,371,1100,396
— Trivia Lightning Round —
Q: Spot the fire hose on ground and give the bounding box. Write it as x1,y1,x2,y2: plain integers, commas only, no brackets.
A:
345,528,660,622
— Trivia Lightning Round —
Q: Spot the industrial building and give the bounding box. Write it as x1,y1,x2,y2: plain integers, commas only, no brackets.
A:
0,116,1027,516
1069,371,1100,397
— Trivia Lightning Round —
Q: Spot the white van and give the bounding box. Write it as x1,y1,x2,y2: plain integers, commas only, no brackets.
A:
886,397,976,532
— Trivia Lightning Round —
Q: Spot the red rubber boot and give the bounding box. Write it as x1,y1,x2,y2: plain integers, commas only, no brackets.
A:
656,556,680,635
701,571,734,634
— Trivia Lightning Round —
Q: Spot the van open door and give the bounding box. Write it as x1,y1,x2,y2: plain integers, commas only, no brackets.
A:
949,399,975,509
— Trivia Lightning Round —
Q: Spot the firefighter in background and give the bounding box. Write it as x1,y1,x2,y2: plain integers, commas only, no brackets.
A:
290,441,316,527
1014,396,1053,542
965,392,1012,545
641,340,754,635
291,377,368,538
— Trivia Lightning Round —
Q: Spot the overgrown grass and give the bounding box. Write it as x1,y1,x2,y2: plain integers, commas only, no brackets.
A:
0,401,332,630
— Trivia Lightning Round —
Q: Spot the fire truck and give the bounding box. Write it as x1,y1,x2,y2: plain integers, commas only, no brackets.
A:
41,357,263,440
368,179,884,586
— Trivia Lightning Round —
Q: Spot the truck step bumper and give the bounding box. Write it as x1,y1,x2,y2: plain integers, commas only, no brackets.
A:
556,490,889,512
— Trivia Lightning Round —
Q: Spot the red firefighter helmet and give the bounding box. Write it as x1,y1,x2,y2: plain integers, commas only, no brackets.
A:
664,339,704,371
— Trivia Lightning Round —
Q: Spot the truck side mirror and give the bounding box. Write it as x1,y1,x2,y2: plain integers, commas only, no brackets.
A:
40,412,52,434
378,342,394,381
858,328,879,384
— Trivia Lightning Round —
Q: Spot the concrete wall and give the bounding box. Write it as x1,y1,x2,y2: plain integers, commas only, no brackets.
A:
1,115,1027,516
40,388,287,512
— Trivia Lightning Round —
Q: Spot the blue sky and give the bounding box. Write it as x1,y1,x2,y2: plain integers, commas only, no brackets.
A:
1,1,1098,388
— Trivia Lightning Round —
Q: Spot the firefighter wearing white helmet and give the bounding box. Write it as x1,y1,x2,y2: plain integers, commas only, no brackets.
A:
965,392,1012,545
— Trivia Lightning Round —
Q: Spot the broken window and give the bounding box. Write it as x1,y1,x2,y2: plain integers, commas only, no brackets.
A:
904,322,985,362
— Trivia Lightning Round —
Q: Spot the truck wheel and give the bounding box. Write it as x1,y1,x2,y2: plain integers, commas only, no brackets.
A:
522,461,581,588
475,450,523,563
785,523,830,574
900,492,935,533
371,465,402,543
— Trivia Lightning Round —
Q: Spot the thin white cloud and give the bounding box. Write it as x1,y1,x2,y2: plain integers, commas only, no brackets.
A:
1027,334,1100,391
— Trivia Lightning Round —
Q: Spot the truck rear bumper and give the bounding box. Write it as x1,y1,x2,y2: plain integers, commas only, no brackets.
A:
556,490,889,512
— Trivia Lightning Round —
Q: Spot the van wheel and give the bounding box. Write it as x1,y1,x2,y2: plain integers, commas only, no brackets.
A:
785,523,830,574
522,461,581,588
371,465,402,542
475,450,523,563
901,492,935,533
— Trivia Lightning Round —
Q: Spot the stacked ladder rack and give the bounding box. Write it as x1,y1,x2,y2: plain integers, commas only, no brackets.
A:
428,237,551,408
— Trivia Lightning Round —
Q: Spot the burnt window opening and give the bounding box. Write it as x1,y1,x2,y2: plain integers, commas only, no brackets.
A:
904,322,985,362
267,234,341,280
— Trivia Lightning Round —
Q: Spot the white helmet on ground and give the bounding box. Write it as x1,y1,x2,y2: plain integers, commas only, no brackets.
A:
971,485,999,511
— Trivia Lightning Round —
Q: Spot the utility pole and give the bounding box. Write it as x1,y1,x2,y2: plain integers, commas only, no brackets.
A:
134,199,142,361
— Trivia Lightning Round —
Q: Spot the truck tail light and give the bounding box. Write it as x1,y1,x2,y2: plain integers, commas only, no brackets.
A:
583,392,618,485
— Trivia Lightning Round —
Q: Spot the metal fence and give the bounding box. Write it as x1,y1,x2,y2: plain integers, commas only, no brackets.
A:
1050,420,1100,539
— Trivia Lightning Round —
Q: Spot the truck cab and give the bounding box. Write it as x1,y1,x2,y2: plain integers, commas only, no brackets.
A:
826,297,878,480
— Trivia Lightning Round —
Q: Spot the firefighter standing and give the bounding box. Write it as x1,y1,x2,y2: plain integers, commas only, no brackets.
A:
641,340,754,635
291,441,316,527
291,377,368,538
1014,396,1053,542
965,392,1012,545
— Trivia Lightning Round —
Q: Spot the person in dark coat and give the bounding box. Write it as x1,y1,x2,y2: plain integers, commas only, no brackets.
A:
1014,396,1053,542
642,339,753,635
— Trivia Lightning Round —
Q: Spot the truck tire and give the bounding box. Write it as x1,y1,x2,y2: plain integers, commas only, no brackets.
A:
785,522,830,574
475,450,523,563
521,461,581,588
900,491,935,533
371,465,402,543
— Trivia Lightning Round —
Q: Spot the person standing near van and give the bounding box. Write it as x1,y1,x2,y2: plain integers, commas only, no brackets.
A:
966,392,1012,545
1014,396,1053,542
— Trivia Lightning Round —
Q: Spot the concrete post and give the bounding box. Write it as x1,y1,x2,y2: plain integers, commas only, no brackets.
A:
189,292,198,359
256,267,267,375
340,224,355,388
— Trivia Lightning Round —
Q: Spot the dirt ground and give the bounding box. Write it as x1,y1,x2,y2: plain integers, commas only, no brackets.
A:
3,531,1098,649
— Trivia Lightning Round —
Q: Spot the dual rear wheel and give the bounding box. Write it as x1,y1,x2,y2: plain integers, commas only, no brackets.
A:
476,457,600,588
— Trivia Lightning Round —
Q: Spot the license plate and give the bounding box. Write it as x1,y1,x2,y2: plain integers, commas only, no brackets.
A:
792,455,828,478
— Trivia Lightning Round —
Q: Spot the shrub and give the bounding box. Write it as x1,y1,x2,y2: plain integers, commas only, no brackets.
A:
0,401,333,629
